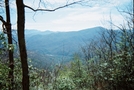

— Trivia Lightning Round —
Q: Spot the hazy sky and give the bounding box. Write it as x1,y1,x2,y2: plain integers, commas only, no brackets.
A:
1,0,132,32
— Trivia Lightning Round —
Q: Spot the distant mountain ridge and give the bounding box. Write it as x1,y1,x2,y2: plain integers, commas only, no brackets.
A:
4,27,107,67
25,29,53,38
26,26,106,56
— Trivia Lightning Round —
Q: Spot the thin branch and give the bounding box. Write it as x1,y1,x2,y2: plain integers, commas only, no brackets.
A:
0,15,6,23
24,0,82,12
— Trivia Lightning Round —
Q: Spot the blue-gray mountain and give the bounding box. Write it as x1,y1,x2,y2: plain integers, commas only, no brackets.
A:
26,26,105,57
11,27,108,68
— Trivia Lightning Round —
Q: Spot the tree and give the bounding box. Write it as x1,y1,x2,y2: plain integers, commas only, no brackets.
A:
16,0,29,90
0,0,14,89
5,0,14,90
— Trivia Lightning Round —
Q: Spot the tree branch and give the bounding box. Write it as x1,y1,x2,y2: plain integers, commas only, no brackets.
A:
24,0,82,12
0,15,6,23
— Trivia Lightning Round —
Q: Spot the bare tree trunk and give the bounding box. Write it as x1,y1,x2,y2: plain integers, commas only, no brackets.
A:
5,0,14,90
16,0,29,90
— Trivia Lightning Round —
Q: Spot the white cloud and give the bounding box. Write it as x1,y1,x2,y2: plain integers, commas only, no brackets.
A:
0,0,130,32
23,0,131,31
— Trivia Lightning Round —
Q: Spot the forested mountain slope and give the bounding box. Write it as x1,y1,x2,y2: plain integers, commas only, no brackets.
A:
26,26,105,56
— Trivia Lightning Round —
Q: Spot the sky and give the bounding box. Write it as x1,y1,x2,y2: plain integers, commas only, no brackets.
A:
0,0,132,32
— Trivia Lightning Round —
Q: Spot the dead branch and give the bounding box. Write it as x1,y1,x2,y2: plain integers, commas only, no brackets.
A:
24,0,82,12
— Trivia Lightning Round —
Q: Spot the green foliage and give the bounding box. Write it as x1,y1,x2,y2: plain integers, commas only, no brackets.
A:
69,55,90,89
0,62,9,90
8,44,14,51
0,33,7,55
13,58,22,89
53,76,75,90
0,33,8,90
